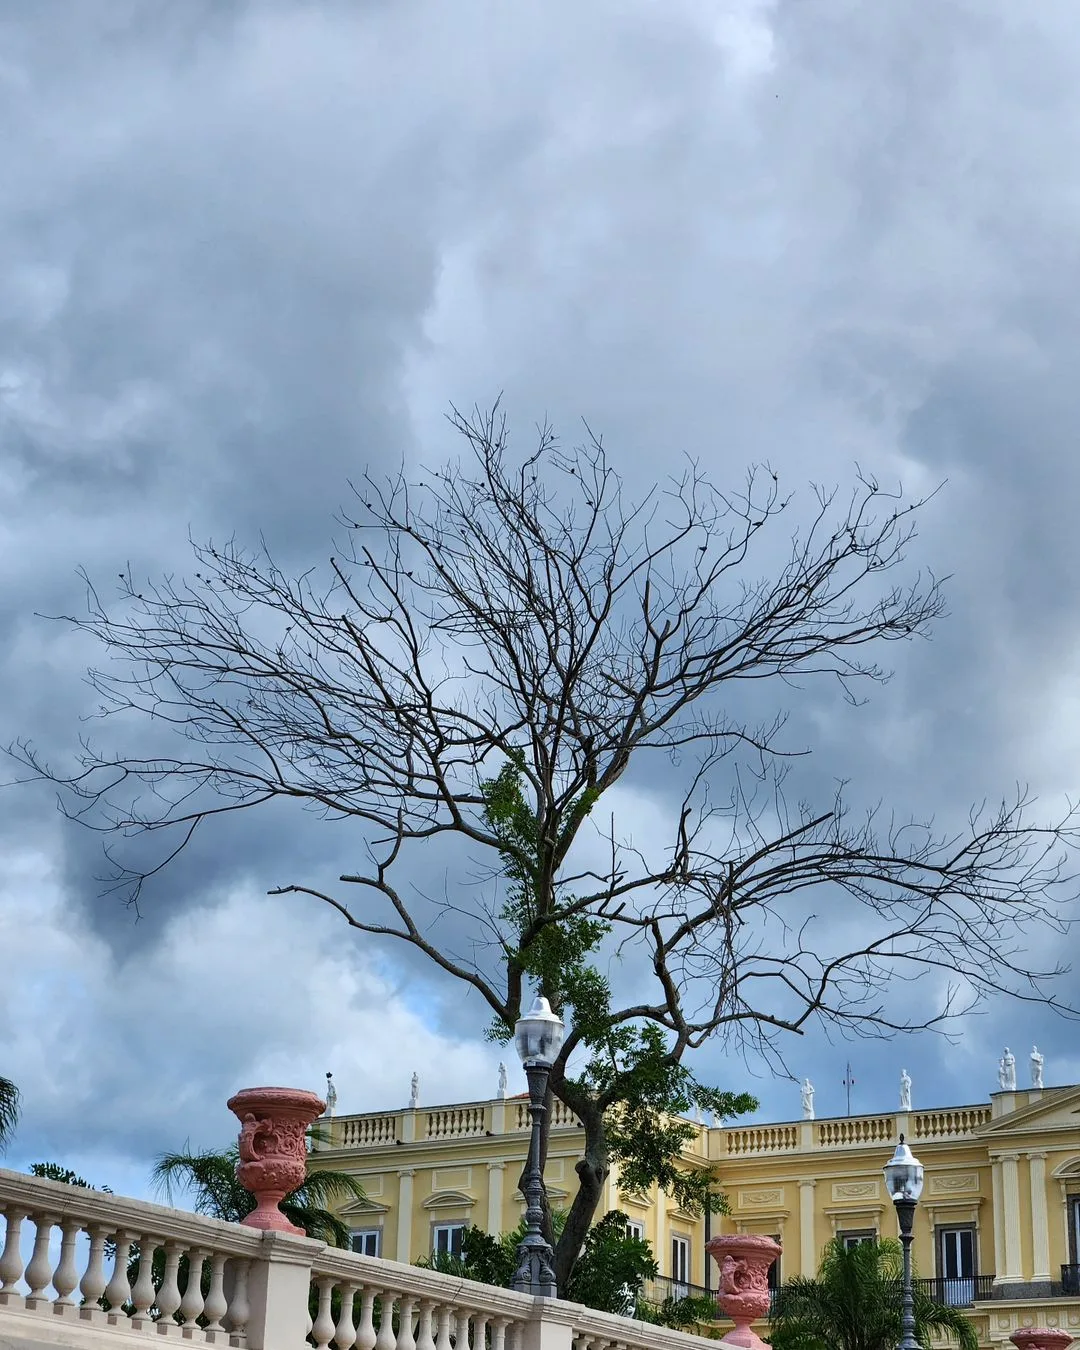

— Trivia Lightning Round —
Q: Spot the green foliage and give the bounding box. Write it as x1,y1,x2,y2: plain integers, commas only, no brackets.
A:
152,1140,369,1247
0,1076,20,1152
637,1293,723,1333
769,1238,979,1350
30,1161,113,1192
583,1021,756,1214
418,1210,658,1315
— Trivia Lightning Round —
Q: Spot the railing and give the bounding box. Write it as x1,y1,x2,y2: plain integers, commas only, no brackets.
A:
725,1125,799,1156
640,1276,715,1312
1063,1264,1080,1296
425,1106,487,1139
818,1116,895,1147
513,1100,581,1131
0,1168,723,1350
0,1166,264,1341
912,1108,991,1140
914,1275,995,1307
338,1114,399,1148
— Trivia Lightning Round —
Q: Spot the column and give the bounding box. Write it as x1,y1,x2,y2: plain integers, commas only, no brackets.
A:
655,1184,668,1271
396,1170,414,1263
991,1160,1006,1283
1000,1153,1022,1281
1027,1152,1050,1282
798,1180,816,1277
487,1163,505,1235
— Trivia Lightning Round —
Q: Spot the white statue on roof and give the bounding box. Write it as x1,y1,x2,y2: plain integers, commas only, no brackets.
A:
998,1048,1016,1092
899,1068,911,1112
1030,1045,1044,1089
801,1078,815,1120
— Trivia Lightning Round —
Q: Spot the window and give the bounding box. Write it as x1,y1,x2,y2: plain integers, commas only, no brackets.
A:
432,1223,465,1257
1069,1195,1080,1264
671,1235,691,1295
626,1219,645,1240
936,1226,977,1307
840,1230,877,1250
350,1228,381,1257
767,1235,782,1292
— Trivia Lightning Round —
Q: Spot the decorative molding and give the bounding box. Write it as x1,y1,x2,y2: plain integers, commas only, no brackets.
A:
831,1181,879,1201
432,1167,473,1192
928,1173,978,1195
739,1189,784,1207
422,1189,475,1211
486,1162,506,1172
397,1168,415,1179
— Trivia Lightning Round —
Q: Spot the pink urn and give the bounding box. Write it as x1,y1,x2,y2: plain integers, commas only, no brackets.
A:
706,1233,782,1350
1009,1332,1074,1350
227,1086,326,1235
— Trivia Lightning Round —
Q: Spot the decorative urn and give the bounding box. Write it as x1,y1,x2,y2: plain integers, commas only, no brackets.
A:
1009,1331,1074,1350
227,1086,326,1235
706,1233,782,1350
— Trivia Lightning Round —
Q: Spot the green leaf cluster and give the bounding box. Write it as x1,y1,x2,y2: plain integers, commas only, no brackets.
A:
769,1238,979,1350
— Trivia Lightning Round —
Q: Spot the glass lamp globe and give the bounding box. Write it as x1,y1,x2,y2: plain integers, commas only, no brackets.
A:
514,995,565,1068
883,1134,925,1202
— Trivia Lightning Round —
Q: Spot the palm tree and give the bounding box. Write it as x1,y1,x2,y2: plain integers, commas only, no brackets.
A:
770,1237,980,1350
0,1076,20,1152
152,1140,369,1247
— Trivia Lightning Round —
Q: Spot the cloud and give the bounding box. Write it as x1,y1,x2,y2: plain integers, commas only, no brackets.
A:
2,0,1080,1186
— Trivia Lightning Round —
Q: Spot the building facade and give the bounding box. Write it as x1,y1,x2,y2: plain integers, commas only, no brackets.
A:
314,1083,1080,1347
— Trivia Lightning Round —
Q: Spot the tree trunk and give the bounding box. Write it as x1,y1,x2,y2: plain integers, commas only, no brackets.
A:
552,1104,609,1293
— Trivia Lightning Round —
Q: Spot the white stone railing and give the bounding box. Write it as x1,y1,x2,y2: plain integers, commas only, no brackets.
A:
0,1168,720,1350
818,1115,895,1148
0,1166,263,1343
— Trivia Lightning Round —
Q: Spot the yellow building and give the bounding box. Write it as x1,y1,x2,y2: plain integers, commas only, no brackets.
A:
314,1082,1080,1347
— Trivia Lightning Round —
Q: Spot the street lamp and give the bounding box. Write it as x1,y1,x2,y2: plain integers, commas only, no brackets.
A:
883,1134,925,1350
510,993,565,1297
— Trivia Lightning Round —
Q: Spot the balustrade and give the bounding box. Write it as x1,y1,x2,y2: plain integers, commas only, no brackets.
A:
725,1125,798,1156
0,1168,262,1342
912,1107,991,1140
339,1115,401,1148
513,1099,581,1130
424,1107,488,1139
817,1115,895,1147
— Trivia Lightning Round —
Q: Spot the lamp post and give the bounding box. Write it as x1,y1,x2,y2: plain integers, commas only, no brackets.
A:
883,1134,924,1350
510,993,565,1297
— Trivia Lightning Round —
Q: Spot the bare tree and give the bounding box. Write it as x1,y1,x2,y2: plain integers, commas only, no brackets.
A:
14,406,1078,1288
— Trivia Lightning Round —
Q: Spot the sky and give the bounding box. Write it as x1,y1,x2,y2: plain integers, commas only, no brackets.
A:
3,0,1080,1200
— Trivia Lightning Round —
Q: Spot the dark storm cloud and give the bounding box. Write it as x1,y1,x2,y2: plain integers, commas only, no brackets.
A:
4,0,1080,1169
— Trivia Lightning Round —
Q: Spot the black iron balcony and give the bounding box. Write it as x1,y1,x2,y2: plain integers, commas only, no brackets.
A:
639,1274,716,1311
1062,1264,1080,1296
914,1275,995,1307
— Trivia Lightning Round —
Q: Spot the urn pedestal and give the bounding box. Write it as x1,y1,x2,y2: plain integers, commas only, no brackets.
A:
227,1086,326,1235
706,1233,782,1350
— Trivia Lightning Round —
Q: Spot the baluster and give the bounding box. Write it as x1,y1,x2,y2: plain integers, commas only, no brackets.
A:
396,1296,417,1350
226,1258,251,1339
454,1312,472,1350
130,1236,159,1325
415,1301,436,1350
203,1252,229,1332
489,1320,507,1350
180,1248,206,1324
52,1221,81,1307
471,1314,489,1350
356,1287,378,1350
157,1242,183,1324
104,1231,134,1317
79,1226,109,1315
312,1275,337,1350
25,1212,57,1305
0,1208,26,1297
334,1282,358,1350
434,1305,453,1350
506,1323,524,1350
374,1292,397,1350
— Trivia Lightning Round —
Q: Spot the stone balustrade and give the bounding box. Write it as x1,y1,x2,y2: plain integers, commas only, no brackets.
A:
0,1169,721,1350
912,1107,992,1139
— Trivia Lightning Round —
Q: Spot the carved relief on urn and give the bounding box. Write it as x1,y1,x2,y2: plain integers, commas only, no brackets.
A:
706,1233,782,1350
227,1086,326,1235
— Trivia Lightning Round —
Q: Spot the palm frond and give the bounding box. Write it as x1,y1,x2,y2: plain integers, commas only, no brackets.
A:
0,1077,21,1151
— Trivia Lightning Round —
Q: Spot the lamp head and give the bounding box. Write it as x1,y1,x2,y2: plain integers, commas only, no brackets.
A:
883,1133,924,1202
514,994,565,1068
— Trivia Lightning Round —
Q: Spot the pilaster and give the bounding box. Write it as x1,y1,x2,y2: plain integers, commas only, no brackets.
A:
999,1153,1023,1282
396,1170,415,1263
487,1163,506,1234
798,1179,816,1276
1027,1152,1050,1282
